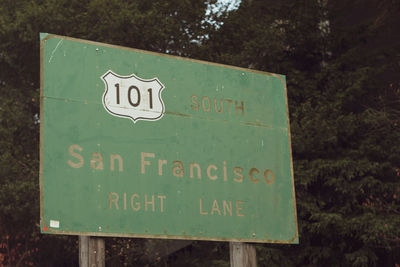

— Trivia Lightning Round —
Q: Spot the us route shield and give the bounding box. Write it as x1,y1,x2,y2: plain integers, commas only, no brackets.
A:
102,70,165,123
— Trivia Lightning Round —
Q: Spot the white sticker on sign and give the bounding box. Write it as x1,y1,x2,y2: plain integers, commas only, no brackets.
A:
50,220,60,228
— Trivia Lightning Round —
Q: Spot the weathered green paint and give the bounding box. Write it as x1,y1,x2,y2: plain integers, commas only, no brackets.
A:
40,34,298,243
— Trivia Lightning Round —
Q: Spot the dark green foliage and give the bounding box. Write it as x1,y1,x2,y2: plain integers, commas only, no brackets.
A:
201,0,400,266
0,0,212,265
0,0,399,266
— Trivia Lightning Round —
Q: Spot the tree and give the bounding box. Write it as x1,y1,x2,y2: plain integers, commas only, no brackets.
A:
0,0,214,265
201,0,400,266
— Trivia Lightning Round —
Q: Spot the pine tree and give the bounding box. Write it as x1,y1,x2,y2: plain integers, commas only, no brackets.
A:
0,0,213,265
202,0,400,266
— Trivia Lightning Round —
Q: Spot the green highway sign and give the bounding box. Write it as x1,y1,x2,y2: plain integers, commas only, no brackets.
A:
40,34,298,243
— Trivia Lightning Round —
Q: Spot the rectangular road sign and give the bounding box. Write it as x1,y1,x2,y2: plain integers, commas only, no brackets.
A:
40,34,298,243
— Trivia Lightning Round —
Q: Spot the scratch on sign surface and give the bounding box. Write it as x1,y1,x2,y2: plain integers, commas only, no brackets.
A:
48,39,63,63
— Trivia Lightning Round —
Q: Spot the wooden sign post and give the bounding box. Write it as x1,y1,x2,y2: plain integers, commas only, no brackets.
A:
230,242,257,267
79,236,105,267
